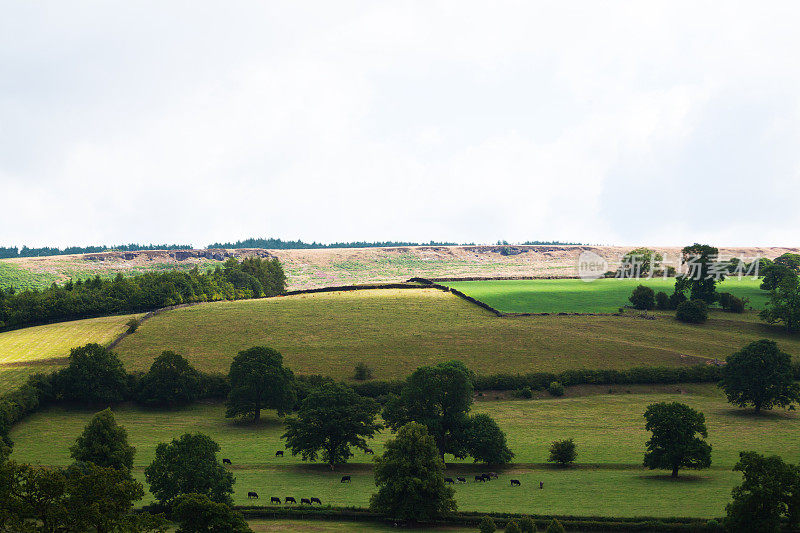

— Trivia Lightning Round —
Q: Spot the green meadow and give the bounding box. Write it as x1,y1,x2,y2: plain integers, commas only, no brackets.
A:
443,278,767,314
10,385,797,518
114,288,798,381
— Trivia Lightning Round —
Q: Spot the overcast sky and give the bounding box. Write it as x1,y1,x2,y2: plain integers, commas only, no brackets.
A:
2,2,799,248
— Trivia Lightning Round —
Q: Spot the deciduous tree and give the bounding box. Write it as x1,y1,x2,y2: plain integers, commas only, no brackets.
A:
643,402,711,478
70,408,135,471
225,346,295,422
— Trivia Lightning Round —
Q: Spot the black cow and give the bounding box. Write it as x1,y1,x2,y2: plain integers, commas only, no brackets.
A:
480,473,491,481
475,475,487,482
310,497,322,505
444,477,455,484
510,479,521,486
270,497,281,504
457,477,467,483
285,496,297,504
340,475,351,483
275,450,284,457
364,448,374,455
222,458,232,465
539,481,544,489
300,498,312,505
488,472,499,479
247,491,258,499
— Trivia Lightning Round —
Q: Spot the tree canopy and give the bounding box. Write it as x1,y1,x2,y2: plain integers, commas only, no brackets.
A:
725,451,800,532
282,382,382,469
53,344,129,404
144,433,235,506
642,402,712,478
370,422,456,521
760,273,800,333
70,408,135,471
137,351,203,407
172,493,252,533
675,244,722,304
719,340,800,413
225,346,295,422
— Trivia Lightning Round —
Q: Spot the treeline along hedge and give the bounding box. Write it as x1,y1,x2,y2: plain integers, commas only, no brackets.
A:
0,257,286,331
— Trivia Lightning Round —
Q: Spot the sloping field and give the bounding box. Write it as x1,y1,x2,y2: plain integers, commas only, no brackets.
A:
0,313,141,392
114,288,800,379
10,385,798,517
444,278,768,314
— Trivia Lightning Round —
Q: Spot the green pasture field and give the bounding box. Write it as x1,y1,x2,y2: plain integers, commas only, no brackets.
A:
0,313,142,393
245,520,472,532
443,278,768,314
10,385,798,518
114,288,799,380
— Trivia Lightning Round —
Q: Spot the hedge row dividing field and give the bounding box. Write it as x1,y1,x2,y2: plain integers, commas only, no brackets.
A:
114,288,798,379
442,278,768,314
10,385,798,518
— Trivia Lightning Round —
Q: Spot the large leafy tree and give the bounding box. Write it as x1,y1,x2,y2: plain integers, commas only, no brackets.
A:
760,274,800,333
725,452,800,532
642,402,712,478
225,346,295,422
382,361,474,459
137,351,203,407
464,414,514,464
774,253,800,273
70,408,136,471
719,340,800,413
53,344,128,404
370,422,456,521
675,244,722,304
144,433,235,506
282,382,382,470
64,462,144,533
760,263,798,291
619,247,663,277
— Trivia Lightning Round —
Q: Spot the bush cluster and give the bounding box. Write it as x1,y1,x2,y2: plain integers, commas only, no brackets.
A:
676,300,708,324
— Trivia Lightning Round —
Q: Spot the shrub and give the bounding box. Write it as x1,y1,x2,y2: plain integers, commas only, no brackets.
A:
676,300,708,324
705,519,722,531
505,520,521,533
547,381,565,397
125,318,140,334
718,292,733,309
728,296,745,313
512,387,533,399
353,362,373,381
479,516,497,533
545,519,565,533
548,438,577,466
655,291,670,310
518,516,537,532
629,284,655,310
668,291,687,310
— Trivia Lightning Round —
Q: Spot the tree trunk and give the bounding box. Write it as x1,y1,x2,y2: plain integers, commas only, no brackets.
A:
671,465,679,478
253,408,260,422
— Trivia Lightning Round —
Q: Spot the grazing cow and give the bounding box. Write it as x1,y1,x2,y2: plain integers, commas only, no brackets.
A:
539,481,544,489
285,497,297,504
480,473,491,481
444,477,455,484
247,491,258,499
270,497,281,504
457,477,467,483
222,458,232,465
475,475,486,482
340,475,351,483
275,450,284,457
488,472,499,479
364,448,374,455
310,497,322,505
510,479,521,486
300,498,312,505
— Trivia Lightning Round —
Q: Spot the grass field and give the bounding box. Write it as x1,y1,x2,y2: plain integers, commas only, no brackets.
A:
443,278,768,314
245,520,472,532
0,313,142,393
10,385,796,518
114,288,799,380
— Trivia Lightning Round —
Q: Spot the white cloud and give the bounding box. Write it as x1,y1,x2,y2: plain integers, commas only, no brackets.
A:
1,1,799,247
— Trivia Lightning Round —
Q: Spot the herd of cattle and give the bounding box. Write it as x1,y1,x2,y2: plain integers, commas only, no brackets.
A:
224,453,541,505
